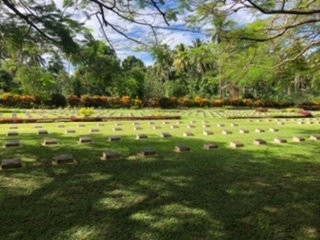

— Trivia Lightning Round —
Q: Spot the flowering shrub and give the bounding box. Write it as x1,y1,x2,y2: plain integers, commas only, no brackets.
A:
194,97,210,107
211,99,223,107
133,97,143,108
79,108,95,117
0,93,37,108
67,95,80,107
1,93,320,110
298,110,313,118
120,96,131,107
178,97,191,107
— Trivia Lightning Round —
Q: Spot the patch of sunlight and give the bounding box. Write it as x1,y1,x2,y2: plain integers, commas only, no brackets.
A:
296,226,319,240
225,187,254,196
96,189,146,210
0,175,52,194
137,179,167,191
73,172,112,181
263,206,279,213
161,203,208,217
131,204,225,237
62,225,100,240
151,217,180,230
157,175,192,187
131,212,156,221
134,231,159,240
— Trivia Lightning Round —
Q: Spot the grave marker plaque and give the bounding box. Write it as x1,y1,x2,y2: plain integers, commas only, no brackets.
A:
1,158,22,169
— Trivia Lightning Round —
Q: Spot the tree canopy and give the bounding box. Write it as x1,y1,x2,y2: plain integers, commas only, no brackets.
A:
0,0,319,103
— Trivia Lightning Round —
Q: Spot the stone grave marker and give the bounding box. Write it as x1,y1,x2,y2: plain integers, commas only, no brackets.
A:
183,132,194,137
203,143,218,150
293,136,305,142
90,128,100,133
175,145,191,153
38,129,48,135
161,133,172,138
52,154,76,165
1,158,22,170
101,151,120,161
136,134,148,140
274,138,287,144
139,148,157,157
269,128,279,132
222,130,232,135
108,136,121,142
230,141,244,148
310,135,320,141
113,127,122,132
239,129,249,134
65,129,76,134
7,131,19,137
78,136,92,144
255,129,265,133
253,139,267,145
203,131,214,136
42,138,59,146
3,140,20,148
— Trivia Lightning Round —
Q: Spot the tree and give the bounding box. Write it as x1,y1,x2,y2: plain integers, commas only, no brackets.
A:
184,0,320,67
72,39,122,95
14,66,56,100
0,69,18,92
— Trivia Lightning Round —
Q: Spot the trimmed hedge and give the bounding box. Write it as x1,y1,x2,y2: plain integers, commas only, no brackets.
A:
1,93,320,110
0,116,181,124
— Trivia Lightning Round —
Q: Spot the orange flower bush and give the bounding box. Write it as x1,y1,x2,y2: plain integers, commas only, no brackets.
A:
1,93,320,110
120,96,131,107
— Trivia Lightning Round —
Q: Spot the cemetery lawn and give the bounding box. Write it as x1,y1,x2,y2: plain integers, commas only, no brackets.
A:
0,109,320,240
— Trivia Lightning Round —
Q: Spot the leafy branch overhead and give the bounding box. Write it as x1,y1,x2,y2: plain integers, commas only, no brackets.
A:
0,0,319,102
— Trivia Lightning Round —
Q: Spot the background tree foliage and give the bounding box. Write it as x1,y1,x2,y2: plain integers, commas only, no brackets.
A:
0,0,319,103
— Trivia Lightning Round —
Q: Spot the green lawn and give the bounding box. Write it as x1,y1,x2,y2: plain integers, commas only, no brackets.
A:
0,108,320,240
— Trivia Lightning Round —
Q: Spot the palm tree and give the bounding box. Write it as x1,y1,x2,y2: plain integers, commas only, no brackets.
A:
150,45,174,82
173,44,189,73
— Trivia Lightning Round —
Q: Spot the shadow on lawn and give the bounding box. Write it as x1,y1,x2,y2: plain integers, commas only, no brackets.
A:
0,134,320,240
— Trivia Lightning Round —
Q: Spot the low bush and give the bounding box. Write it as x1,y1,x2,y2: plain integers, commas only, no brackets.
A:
1,93,320,109
79,108,95,117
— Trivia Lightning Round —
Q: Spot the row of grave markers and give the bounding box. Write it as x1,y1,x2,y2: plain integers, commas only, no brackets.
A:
2,134,320,170
3,126,318,138
2,108,317,119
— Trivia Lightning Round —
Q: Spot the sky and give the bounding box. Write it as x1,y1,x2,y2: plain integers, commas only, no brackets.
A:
55,0,255,66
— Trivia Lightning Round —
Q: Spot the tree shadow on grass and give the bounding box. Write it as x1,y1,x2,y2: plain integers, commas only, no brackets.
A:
0,135,320,240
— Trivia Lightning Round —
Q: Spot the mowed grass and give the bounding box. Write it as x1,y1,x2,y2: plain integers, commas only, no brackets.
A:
0,108,320,240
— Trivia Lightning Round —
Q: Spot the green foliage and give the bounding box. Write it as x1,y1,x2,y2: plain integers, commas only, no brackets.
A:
79,107,95,117
14,66,56,101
